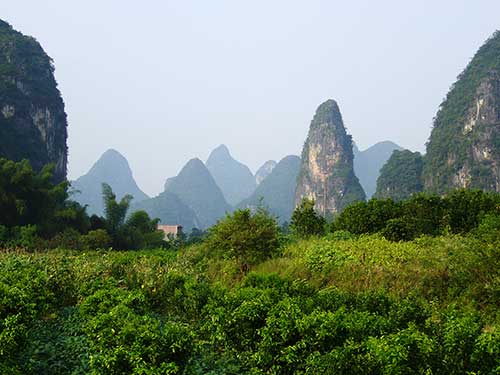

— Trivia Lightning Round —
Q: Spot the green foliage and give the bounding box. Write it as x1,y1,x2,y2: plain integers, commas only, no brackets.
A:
423,31,500,193
290,198,326,237
206,208,280,265
374,150,424,201
101,183,164,250
82,229,112,250
333,190,500,241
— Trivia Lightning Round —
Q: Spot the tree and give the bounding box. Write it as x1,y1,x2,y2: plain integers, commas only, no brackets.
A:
101,183,164,250
206,208,280,265
290,198,326,237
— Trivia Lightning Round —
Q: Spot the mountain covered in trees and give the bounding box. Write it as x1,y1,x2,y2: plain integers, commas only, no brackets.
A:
0,20,68,182
238,155,301,222
295,99,366,216
71,149,149,216
424,31,500,193
164,158,231,229
255,160,277,185
206,144,256,205
374,150,424,201
354,141,403,198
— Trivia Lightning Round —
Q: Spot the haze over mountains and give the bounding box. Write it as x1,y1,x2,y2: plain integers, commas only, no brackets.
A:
206,145,256,206
71,149,149,216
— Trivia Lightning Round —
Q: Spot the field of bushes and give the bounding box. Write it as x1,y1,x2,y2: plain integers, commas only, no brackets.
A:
2,228,500,374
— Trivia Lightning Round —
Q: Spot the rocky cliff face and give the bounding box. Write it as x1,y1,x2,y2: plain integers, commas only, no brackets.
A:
424,31,500,193
374,150,424,201
0,20,67,182
206,145,256,206
255,160,277,185
71,149,149,216
295,100,365,216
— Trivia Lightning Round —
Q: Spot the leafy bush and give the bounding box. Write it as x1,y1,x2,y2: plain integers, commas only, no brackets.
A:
290,198,326,237
206,208,280,265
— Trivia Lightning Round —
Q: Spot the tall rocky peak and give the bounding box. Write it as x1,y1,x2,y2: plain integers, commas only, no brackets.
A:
424,31,500,193
354,141,403,198
374,150,424,201
71,149,149,216
164,158,231,229
295,100,366,216
239,155,300,223
0,20,67,182
255,160,277,185
206,144,256,205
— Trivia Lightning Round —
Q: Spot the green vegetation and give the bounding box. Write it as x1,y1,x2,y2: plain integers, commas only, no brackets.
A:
290,198,326,237
3,156,500,374
374,150,424,201
2,210,500,373
423,30,500,193
0,19,67,182
334,189,500,241
0,158,165,251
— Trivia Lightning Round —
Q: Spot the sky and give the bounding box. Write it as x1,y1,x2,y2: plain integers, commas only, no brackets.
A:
1,1,500,196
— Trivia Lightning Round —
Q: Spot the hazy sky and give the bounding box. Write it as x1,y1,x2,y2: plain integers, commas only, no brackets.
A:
2,1,500,195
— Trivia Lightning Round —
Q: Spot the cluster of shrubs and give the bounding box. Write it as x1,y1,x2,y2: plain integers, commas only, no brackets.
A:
289,190,500,242
0,158,164,251
2,252,500,375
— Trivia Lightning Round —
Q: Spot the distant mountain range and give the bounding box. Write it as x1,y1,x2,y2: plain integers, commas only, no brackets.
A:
71,141,406,229
71,149,148,216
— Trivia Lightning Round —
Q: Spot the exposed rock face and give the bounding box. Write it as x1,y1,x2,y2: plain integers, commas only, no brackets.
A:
424,31,500,193
255,160,277,185
71,149,149,216
295,100,366,216
131,191,200,232
0,20,67,182
353,141,403,198
164,158,231,229
206,144,256,206
239,155,300,223
374,150,424,201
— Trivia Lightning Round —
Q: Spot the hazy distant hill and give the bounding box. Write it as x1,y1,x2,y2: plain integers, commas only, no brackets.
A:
255,160,277,185
130,191,200,231
354,141,403,198
71,149,148,216
206,144,256,205
238,155,300,223
165,158,231,229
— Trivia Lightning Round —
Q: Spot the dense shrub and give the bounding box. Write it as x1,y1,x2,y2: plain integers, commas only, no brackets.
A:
290,198,326,237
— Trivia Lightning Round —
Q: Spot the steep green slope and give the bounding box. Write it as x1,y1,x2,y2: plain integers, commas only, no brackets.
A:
238,155,300,222
375,150,424,201
0,20,67,182
354,141,403,198
424,31,500,193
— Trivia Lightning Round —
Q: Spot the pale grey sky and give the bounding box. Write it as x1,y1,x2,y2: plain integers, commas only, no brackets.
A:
2,1,499,195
